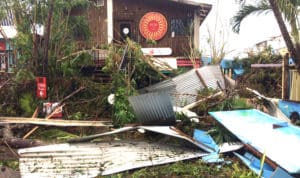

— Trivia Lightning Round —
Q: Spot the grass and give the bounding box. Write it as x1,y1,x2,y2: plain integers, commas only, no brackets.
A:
101,158,256,178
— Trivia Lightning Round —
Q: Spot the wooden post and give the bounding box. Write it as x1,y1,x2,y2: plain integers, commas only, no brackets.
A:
195,70,208,88
282,53,289,99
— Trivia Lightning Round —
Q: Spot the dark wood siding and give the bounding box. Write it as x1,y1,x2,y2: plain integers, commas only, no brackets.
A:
113,0,197,56
87,5,107,46
77,1,108,49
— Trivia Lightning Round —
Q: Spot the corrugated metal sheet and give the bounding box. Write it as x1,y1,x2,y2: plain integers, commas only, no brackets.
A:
129,92,175,125
18,141,208,178
18,126,243,178
142,65,224,107
198,65,225,89
172,69,204,106
141,79,176,93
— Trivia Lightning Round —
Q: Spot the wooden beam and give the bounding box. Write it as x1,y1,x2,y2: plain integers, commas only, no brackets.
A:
195,69,208,88
251,64,282,68
23,107,40,139
244,144,278,169
0,117,112,127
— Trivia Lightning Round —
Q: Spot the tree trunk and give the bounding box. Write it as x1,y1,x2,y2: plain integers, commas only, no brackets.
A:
268,0,300,70
43,0,55,75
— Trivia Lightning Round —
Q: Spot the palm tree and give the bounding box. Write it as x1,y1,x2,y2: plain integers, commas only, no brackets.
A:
232,0,300,70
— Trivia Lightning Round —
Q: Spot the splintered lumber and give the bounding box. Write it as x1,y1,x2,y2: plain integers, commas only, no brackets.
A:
23,87,85,137
23,104,66,139
23,107,40,139
0,117,112,127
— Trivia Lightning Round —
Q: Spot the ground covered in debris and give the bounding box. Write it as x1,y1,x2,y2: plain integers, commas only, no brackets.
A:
2,95,299,178
0,115,256,178
0,45,295,177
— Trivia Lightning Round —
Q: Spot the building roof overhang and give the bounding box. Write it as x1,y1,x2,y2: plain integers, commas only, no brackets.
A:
168,0,212,24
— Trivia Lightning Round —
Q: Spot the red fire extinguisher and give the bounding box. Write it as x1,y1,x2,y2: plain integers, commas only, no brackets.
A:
36,77,47,99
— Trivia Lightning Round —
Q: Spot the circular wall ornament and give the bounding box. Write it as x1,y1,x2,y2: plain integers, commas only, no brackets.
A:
139,12,168,41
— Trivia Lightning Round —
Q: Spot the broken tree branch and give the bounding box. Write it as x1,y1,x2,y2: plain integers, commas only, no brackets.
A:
0,79,11,90
183,91,224,110
1,138,44,149
3,141,19,158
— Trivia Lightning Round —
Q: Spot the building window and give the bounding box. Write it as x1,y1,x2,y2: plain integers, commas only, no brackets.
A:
170,18,193,36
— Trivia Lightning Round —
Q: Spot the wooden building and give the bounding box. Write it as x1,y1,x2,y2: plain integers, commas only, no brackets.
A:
0,10,16,73
80,0,212,68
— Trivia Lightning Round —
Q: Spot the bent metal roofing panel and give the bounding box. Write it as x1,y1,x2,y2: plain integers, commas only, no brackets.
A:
141,65,225,107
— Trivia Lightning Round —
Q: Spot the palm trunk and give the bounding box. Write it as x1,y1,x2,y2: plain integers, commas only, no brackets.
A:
268,0,300,69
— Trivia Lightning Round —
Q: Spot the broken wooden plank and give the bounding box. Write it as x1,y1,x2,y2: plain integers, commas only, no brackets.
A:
0,117,112,127
23,87,85,137
251,64,282,68
23,107,40,139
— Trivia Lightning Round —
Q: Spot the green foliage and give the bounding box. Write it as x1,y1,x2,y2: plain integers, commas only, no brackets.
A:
103,39,164,127
146,39,157,45
69,0,89,9
232,1,271,33
208,124,238,144
210,97,252,112
103,159,255,178
237,47,282,97
68,111,89,120
175,112,203,137
230,162,257,178
0,160,19,170
195,88,218,116
69,15,91,41
112,79,136,127
14,69,35,84
35,128,78,142
19,93,37,117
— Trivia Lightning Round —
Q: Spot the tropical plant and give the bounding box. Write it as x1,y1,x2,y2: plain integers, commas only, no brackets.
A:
237,47,282,97
19,93,37,117
103,39,166,127
202,0,233,64
232,0,300,70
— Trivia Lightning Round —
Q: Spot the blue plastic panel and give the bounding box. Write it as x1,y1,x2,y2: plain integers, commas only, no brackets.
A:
209,109,300,174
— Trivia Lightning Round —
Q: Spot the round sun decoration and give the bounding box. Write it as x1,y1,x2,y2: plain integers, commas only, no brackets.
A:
139,12,168,41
